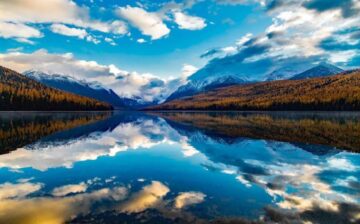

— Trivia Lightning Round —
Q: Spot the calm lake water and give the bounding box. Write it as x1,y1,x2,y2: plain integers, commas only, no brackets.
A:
0,111,359,224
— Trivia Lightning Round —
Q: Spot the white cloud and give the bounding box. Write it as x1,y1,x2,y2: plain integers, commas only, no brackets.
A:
52,182,88,196
329,50,358,63
221,46,237,54
182,64,198,78
50,24,87,39
116,6,170,40
236,33,253,45
173,11,207,30
105,37,116,46
0,185,128,224
180,138,199,157
216,0,266,6
0,182,42,200
137,38,146,43
0,49,109,78
120,181,169,213
327,158,357,171
0,0,128,43
6,47,24,52
174,192,206,209
85,35,101,44
0,21,42,43
0,0,115,32
109,20,128,35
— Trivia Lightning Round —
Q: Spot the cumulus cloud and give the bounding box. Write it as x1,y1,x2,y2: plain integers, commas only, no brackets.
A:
0,49,109,79
137,38,146,43
0,1,207,42
182,64,198,79
327,157,357,171
0,0,128,43
173,11,207,30
115,2,208,39
104,37,116,46
0,21,42,43
120,181,169,213
0,185,128,224
52,182,88,196
174,192,206,209
116,6,170,40
0,182,43,200
180,139,200,157
50,24,87,39
199,34,253,59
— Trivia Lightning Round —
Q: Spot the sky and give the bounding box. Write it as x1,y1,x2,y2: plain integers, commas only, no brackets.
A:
0,0,359,101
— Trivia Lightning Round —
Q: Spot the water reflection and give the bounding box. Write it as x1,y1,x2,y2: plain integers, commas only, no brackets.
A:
0,112,359,224
0,112,111,154
155,111,360,152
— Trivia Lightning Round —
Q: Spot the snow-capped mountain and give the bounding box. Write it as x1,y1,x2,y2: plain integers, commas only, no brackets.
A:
290,63,343,80
24,71,131,109
167,62,344,102
166,75,250,102
265,65,311,81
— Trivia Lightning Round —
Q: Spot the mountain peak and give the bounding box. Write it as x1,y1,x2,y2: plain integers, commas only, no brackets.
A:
290,63,343,80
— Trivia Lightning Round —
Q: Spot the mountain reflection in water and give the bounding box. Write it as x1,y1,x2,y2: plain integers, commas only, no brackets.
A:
0,111,359,224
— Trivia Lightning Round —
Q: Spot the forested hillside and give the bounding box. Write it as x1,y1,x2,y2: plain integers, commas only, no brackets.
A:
149,70,360,111
0,66,112,111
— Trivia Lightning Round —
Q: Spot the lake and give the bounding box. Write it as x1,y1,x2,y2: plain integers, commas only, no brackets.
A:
0,111,359,224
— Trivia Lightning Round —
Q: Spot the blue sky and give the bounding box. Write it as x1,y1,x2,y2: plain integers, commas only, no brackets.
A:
0,0,359,101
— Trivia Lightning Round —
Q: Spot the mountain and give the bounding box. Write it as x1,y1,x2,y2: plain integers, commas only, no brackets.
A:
265,63,343,81
166,75,250,102
168,61,342,102
24,71,127,109
0,66,112,111
265,66,310,81
147,69,360,111
290,63,343,80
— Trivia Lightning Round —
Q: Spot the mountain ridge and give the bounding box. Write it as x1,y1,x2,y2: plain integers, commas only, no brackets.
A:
0,66,112,111
167,63,343,102
147,69,360,111
290,63,343,80
24,70,127,109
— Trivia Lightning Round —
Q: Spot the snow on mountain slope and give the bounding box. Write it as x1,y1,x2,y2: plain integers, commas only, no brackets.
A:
166,75,250,102
290,63,343,80
24,71,129,109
